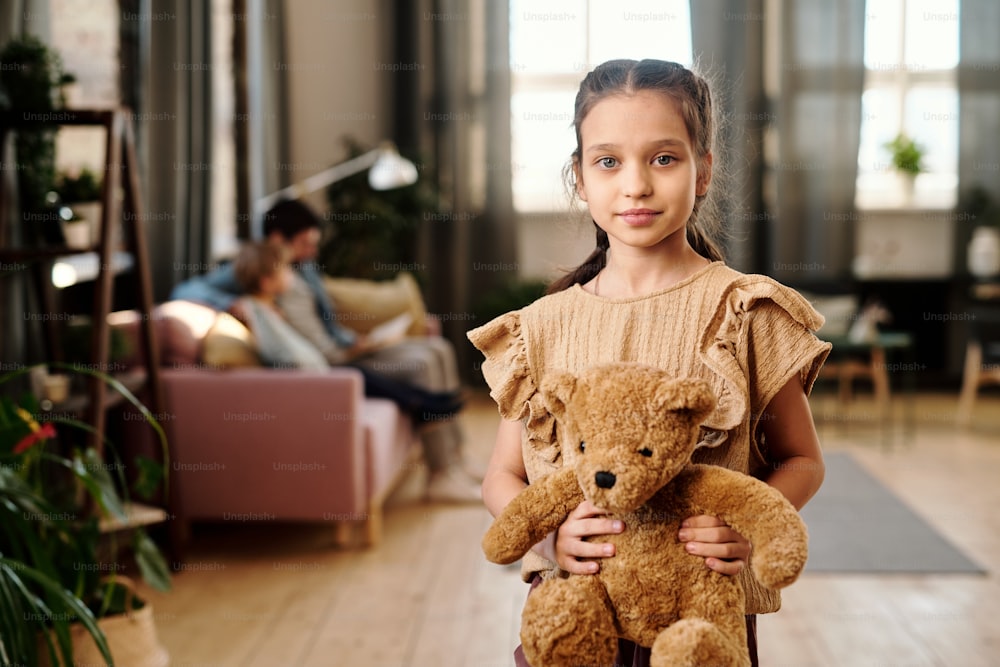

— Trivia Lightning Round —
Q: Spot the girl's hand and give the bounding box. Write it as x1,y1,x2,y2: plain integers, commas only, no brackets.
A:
538,500,624,575
678,515,751,576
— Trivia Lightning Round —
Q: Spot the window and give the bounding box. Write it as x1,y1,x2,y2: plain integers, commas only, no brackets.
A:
508,0,692,212
856,0,959,209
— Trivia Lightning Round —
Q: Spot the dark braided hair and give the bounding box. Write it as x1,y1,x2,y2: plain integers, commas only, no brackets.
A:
548,59,725,295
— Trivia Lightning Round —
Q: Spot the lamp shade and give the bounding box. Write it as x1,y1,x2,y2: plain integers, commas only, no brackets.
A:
368,145,419,190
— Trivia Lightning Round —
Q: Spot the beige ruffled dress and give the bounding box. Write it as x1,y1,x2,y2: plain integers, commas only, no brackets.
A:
467,261,831,614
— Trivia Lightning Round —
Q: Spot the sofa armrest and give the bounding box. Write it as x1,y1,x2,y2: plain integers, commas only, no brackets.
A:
160,367,368,521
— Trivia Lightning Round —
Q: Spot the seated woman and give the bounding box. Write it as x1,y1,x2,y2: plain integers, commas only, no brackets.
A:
231,241,479,502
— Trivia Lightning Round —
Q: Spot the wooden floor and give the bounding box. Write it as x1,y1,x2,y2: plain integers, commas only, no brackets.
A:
146,386,1000,667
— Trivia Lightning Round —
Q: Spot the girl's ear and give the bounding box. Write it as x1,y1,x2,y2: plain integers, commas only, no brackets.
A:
696,151,713,196
572,157,588,202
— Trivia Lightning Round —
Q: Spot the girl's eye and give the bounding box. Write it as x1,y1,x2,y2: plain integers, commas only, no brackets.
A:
598,157,618,169
579,441,586,453
639,447,653,457
655,155,674,166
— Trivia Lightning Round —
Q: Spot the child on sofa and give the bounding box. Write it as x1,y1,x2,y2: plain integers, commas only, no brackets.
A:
232,241,327,370
231,241,480,501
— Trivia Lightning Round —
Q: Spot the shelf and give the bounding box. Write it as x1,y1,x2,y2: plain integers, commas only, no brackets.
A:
99,501,169,533
49,370,147,416
972,282,1000,301
2,107,169,544
51,251,134,288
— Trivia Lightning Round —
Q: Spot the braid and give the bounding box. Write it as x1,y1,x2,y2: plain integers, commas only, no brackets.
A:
687,222,725,262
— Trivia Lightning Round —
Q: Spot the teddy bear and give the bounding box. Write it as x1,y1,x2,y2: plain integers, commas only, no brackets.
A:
482,362,808,667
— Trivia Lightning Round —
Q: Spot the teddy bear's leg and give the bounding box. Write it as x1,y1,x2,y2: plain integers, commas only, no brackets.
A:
520,575,617,667
648,617,750,667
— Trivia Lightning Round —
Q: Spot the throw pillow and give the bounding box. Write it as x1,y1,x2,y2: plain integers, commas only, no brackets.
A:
107,299,218,368
201,312,261,369
322,272,427,336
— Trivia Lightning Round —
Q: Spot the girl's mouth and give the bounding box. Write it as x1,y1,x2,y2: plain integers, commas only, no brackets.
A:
618,209,661,226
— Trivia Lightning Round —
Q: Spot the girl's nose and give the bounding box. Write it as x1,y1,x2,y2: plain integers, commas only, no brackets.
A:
621,163,652,198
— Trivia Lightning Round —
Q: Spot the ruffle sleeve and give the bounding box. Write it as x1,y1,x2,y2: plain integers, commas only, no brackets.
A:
467,310,563,478
467,311,536,422
699,275,832,429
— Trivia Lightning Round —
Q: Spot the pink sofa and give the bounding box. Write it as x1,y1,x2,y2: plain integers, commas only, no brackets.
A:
112,301,421,553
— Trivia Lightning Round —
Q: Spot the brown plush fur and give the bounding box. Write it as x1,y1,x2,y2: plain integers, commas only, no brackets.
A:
482,362,809,667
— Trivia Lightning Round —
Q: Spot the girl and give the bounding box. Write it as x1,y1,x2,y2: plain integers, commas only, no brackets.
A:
468,59,831,666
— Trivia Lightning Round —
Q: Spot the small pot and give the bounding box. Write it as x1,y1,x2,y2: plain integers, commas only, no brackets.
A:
62,220,91,250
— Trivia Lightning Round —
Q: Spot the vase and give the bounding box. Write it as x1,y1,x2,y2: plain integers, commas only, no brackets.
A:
38,578,170,667
72,201,103,245
900,173,916,207
967,226,1000,279
62,221,91,249
38,604,170,667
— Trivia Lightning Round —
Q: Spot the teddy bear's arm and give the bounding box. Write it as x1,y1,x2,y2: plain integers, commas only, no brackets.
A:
482,468,584,564
678,465,809,590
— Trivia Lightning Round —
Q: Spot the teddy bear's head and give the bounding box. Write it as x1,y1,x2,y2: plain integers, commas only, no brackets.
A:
541,363,716,513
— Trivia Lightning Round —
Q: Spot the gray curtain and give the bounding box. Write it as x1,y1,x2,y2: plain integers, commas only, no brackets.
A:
0,0,51,365
690,0,767,274
957,0,1000,229
427,0,515,377
139,0,213,298
770,0,866,285
247,0,287,236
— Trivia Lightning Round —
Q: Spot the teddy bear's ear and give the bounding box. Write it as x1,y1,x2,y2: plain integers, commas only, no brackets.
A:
540,370,579,420
654,378,717,423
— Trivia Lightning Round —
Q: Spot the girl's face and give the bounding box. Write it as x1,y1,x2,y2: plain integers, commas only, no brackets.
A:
260,264,294,296
575,90,710,253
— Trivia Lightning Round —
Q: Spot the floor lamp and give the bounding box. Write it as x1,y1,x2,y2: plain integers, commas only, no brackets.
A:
252,142,419,234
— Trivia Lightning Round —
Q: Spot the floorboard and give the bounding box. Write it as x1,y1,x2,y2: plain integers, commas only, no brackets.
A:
146,388,1000,666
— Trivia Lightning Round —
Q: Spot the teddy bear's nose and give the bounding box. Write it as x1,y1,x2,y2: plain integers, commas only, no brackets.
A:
595,471,616,489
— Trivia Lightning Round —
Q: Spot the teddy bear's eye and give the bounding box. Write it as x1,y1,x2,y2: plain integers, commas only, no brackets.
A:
639,447,653,457
579,441,586,453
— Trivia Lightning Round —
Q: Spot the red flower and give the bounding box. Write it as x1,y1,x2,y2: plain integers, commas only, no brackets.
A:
14,422,56,454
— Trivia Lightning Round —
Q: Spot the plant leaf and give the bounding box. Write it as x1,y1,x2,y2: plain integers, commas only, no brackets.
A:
69,449,126,521
0,556,115,666
132,455,164,500
133,530,172,592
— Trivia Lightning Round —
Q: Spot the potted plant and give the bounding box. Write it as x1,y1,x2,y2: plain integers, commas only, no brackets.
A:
0,364,170,667
322,137,436,282
0,35,76,246
883,132,925,205
55,168,104,248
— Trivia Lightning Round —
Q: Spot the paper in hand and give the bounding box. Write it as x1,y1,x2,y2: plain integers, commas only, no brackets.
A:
366,312,414,348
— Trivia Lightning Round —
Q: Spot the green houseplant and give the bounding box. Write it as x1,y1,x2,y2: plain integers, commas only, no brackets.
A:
884,132,925,176
55,168,103,205
0,35,76,245
322,137,436,282
0,364,170,667
883,132,925,205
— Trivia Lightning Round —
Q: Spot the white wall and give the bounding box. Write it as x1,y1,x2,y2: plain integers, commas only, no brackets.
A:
282,0,392,213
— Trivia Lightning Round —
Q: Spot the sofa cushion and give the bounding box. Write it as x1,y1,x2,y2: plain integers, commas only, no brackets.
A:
361,397,416,500
108,300,218,368
323,272,427,336
201,312,261,369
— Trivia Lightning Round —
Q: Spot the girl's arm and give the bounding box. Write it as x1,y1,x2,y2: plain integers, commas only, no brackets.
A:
482,419,623,575
758,374,825,509
680,375,824,574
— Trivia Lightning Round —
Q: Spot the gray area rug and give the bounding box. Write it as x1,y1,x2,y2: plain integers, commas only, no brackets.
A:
799,452,986,574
